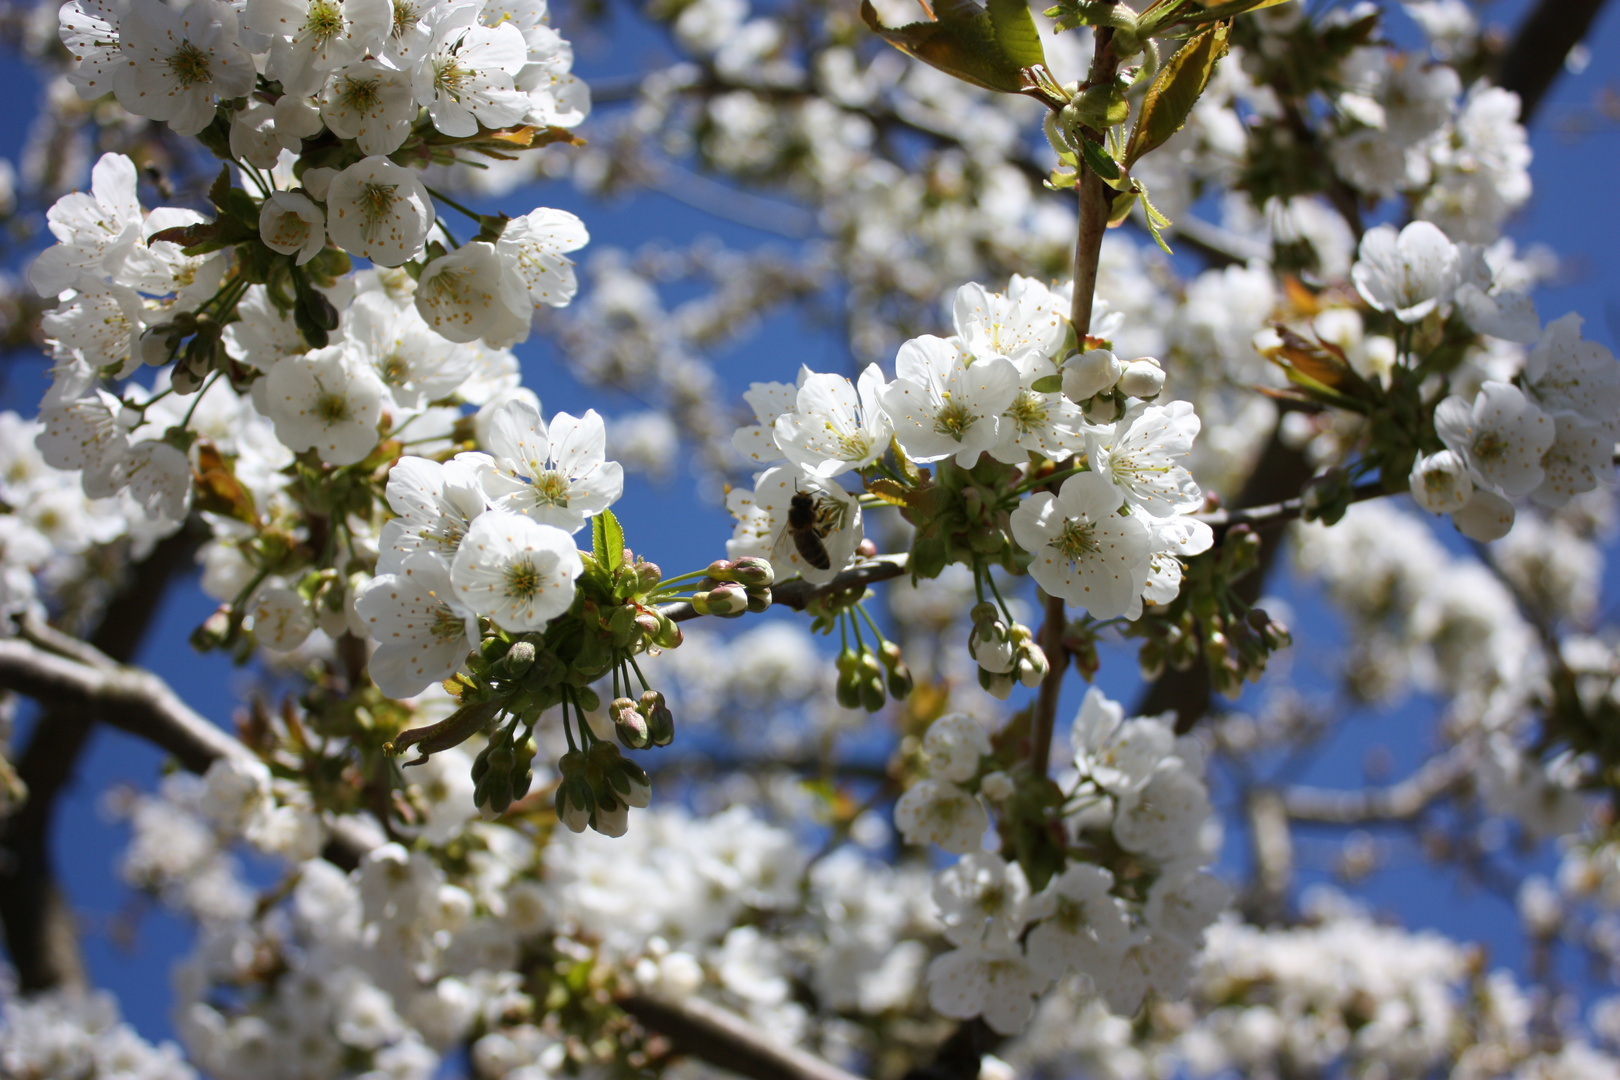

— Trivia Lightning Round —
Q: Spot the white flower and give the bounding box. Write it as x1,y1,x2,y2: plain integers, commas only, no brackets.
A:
110,439,193,521
377,454,489,575
1086,400,1204,517
248,0,392,95
36,389,129,495
258,192,326,266
345,292,474,410
726,465,862,586
112,0,256,135
449,510,582,632
496,207,588,308
324,156,434,267
1408,449,1473,514
893,778,987,854
221,285,306,371
60,0,126,100
1351,220,1459,323
29,152,144,297
1450,487,1516,542
774,365,893,477
1009,471,1153,619
1434,381,1555,497
1112,759,1212,864
414,5,531,137
951,281,1066,375
988,384,1086,465
1142,870,1230,947
414,241,532,346
477,400,624,533
926,937,1044,1036
1024,863,1131,985
934,852,1030,947
116,207,226,302
41,275,145,377
922,714,991,784
318,59,419,155
1071,686,1175,794
357,552,479,698
731,377,801,465
256,344,388,466
1532,413,1612,509
252,585,315,651
877,335,1020,468
1523,312,1620,437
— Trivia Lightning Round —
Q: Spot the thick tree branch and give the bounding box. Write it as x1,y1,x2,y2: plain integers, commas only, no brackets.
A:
1495,0,1611,125
620,993,864,1080
1243,788,1293,927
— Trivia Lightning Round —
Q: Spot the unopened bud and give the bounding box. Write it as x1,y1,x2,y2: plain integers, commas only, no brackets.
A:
503,640,536,678
1016,641,1049,688
634,560,663,592
651,612,683,649
728,557,774,587
692,583,747,616
1117,357,1165,399
745,586,772,613
978,665,1016,701
878,640,913,698
640,690,674,746
1062,347,1122,402
981,770,1016,801
613,697,649,749
1083,391,1121,424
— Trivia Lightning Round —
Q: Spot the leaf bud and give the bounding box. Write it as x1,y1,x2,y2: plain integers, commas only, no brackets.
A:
1117,357,1165,400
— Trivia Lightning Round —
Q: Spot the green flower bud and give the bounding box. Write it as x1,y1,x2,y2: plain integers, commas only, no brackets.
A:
502,640,536,678
634,560,663,592
728,558,773,587
745,586,772,614
613,697,650,749
640,690,674,746
652,612,684,649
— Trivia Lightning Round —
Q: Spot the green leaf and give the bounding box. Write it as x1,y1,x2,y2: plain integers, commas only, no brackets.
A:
1175,0,1292,25
861,0,1046,95
1123,21,1228,168
1030,374,1063,393
591,508,625,573
1079,138,1120,180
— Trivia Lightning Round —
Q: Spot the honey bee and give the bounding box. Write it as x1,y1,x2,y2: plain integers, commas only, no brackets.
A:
786,490,833,571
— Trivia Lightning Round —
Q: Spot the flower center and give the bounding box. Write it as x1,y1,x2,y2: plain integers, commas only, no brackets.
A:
1051,519,1098,563
1052,894,1085,934
434,58,469,99
391,0,417,38
358,183,400,243
933,399,976,441
270,211,308,250
303,0,345,42
316,392,351,424
1473,430,1505,464
380,352,411,386
504,559,540,601
1006,390,1048,434
165,42,212,88
531,470,570,507
429,605,464,643
834,426,873,462
336,74,382,114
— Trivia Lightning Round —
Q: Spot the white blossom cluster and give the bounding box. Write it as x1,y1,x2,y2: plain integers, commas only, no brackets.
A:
0,977,195,1080
59,0,585,145
890,691,1225,1037
728,277,1213,621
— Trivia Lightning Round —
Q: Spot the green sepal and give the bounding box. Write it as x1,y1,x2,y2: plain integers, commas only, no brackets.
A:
1030,374,1063,394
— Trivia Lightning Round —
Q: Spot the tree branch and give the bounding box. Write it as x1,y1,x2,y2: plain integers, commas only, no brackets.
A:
1242,788,1293,927
1495,0,1611,125
1280,743,1475,825
620,993,864,1080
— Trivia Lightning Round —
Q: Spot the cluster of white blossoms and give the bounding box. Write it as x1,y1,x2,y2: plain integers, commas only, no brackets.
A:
728,277,1212,616
356,399,620,695
0,979,195,1080
60,0,585,144
1346,220,1617,540
893,692,1224,1036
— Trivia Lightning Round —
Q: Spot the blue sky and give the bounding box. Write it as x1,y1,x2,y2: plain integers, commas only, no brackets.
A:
2,0,1619,1049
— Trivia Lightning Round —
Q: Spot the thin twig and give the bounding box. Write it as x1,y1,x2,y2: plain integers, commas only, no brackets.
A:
1280,743,1475,824
620,993,864,1080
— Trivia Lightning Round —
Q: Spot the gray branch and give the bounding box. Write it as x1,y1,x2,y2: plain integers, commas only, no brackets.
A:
620,993,864,1080
1280,744,1475,825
